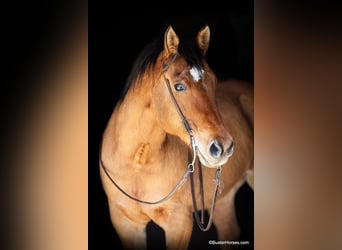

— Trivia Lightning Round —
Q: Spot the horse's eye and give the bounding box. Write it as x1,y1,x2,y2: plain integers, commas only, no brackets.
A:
174,83,187,92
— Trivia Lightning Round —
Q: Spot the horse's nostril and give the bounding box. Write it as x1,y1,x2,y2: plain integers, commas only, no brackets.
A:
209,140,223,158
227,140,234,155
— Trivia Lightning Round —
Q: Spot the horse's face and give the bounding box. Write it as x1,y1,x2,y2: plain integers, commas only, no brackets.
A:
152,26,234,168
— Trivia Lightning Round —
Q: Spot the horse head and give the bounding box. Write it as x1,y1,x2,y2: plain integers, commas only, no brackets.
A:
151,26,234,168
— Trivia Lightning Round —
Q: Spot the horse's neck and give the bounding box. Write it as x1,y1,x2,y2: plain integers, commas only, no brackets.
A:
102,90,167,170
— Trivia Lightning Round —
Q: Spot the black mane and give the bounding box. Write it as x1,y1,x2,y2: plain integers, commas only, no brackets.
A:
119,33,205,101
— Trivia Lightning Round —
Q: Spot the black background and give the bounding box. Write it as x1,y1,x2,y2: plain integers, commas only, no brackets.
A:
89,3,254,250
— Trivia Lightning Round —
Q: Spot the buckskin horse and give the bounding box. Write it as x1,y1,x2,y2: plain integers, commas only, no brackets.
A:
99,25,254,249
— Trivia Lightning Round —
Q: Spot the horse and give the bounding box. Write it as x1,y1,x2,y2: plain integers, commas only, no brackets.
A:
99,25,254,250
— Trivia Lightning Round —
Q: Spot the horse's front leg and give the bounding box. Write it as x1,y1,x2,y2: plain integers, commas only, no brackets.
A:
108,203,150,250
153,204,193,250
212,184,241,250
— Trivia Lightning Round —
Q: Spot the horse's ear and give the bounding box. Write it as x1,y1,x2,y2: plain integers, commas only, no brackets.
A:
197,25,210,55
164,26,179,58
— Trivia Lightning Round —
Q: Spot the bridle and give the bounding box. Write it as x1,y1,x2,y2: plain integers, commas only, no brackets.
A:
99,53,223,231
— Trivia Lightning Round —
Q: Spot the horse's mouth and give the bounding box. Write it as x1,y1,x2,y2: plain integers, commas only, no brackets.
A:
196,148,231,168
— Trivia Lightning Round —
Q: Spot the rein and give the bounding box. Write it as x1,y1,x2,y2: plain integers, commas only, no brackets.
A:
100,54,222,231
99,133,196,205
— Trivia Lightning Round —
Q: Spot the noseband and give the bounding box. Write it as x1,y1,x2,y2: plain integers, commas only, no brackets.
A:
100,54,223,232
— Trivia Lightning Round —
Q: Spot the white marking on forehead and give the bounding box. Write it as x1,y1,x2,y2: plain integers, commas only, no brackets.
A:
189,66,204,82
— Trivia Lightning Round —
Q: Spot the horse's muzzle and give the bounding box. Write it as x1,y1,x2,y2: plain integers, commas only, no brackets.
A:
197,138,234,168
